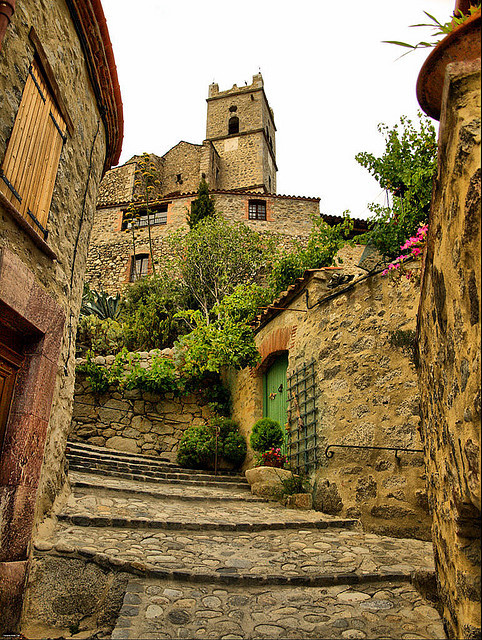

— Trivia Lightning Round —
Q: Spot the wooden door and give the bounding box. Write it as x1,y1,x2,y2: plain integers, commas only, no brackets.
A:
263,353,288,450
0,328,24,453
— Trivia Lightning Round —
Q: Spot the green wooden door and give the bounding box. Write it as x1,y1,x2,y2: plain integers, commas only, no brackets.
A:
263,353,288,451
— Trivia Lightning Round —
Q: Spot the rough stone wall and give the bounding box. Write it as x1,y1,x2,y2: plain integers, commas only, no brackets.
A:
0,0,107,529
212,132,266,191
160,142,203,196
85,192,318,294
417,62,481,639
228,265,431,539
96,163,135,207
71,352,212,460
206,75,275,191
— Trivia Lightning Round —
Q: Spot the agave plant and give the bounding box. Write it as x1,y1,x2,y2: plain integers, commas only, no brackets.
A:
80,286,121,320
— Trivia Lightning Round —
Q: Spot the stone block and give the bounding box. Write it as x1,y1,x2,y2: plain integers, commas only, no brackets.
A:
313,479,343,514
284,493,313,510
245,466,293,498
131,415,153,433
105,437,139,454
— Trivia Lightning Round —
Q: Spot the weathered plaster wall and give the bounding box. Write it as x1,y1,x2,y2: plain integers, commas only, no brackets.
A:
71,352,212,460
417,61,481,640
229,264,431,539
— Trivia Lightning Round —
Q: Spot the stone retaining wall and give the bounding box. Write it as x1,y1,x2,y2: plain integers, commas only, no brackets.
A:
71,352,212,460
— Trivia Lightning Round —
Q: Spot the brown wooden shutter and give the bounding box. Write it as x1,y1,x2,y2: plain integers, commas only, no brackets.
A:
0,58,67,235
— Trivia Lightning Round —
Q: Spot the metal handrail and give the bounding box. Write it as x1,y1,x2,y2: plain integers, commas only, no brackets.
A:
325,443,423,461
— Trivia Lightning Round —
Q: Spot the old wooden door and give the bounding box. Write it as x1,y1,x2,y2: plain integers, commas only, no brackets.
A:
0,327,24,454
263,353,288,450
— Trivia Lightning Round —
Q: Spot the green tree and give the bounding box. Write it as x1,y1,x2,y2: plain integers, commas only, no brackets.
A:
187,178,215,228
167,215,274,321
121,276,189,351
355,113,437,258
174,283,266,379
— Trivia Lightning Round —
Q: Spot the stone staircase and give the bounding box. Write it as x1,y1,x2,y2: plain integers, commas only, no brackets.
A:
66,440,249,489
27,442,445,640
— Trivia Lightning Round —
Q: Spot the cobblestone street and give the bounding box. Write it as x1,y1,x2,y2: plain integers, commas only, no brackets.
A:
29,444,446,639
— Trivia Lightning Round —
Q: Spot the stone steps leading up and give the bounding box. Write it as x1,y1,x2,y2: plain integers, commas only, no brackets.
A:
66,441,249,488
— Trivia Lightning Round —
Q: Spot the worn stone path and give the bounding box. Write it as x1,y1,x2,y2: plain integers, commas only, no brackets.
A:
33,448,445,639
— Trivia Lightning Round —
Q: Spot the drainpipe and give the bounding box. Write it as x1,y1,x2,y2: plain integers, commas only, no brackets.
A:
0,0,15,51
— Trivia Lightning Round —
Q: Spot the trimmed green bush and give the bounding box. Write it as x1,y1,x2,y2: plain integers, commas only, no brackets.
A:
250,418,283,453
177,425,215,469
176,418,247,469
222,431,247,467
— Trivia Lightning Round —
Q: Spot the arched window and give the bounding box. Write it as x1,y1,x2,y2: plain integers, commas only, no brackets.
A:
228,116,239,135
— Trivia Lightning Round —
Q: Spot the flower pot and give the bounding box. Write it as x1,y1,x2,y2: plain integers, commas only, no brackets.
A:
416,8,481,120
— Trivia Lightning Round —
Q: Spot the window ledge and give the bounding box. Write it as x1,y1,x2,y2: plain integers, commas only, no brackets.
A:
0,192,57,260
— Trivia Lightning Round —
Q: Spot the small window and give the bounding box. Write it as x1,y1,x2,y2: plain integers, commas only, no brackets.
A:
248,200,267,221
130,254,149,282
0,57,67,238
175,173,183,184
228,116,239,135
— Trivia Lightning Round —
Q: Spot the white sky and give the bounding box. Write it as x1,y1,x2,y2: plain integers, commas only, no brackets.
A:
101,0,454,220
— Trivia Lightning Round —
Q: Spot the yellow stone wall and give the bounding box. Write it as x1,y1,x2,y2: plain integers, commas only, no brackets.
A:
228,262,432,540
417,61,481,639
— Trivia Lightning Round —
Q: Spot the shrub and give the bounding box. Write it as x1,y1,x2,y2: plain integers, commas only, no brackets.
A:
222,432,247,467
177,425,216,469
176,417,247,469
279,473,311,495
250,418,284,453
76,315,125,356
126,355,178,394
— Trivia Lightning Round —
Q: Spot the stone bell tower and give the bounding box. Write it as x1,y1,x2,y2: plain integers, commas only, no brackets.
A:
205,73,277,193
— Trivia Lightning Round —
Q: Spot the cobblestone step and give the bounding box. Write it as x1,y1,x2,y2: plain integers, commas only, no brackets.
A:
70,473,266,503
111,577,445,640
68,463,250,489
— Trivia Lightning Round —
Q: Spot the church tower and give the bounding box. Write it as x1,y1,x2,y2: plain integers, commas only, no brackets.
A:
205,73,277,193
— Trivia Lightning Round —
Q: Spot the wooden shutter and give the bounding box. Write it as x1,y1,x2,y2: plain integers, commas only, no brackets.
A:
0,58,67,236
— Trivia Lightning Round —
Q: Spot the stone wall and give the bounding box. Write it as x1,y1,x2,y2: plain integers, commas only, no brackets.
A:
417,61,481,639
71,352,212,461
0,1,117,631
228,261,431,540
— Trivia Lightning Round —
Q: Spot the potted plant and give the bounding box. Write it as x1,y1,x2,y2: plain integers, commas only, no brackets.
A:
416,2,481,120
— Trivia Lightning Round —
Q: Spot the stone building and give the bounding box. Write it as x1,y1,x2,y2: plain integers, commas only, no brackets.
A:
227,250,432,541
86,74,367,294
0,0,122,632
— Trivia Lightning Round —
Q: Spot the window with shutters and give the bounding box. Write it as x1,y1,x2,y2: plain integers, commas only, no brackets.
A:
0,57,67,239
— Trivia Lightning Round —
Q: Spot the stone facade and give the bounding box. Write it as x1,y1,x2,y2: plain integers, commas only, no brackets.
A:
0,1,122,632
417,61,481,639
228,256,431,540
71,352,212,461
86,191,326,294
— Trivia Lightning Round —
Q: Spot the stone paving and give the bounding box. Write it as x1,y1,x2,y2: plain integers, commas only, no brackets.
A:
113,578,444,640
34,459,445,639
